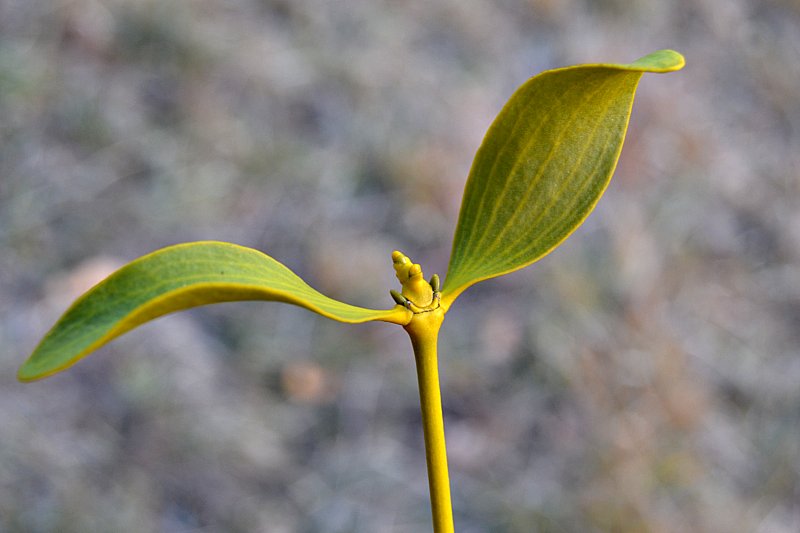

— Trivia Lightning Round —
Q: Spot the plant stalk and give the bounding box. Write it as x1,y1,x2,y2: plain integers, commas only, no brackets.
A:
408,320,454,533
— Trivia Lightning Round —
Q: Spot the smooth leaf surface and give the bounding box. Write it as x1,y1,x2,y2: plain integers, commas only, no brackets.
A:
19,242,410,381
442,50,684,308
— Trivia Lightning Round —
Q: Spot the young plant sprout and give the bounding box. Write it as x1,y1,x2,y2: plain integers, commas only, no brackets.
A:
20,50,684,532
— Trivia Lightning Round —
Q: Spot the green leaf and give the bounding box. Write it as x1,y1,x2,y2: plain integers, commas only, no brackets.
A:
19,241,410,381
441,50,684,308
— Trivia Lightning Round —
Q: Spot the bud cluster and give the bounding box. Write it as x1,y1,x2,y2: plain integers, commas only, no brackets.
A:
389,251,441,313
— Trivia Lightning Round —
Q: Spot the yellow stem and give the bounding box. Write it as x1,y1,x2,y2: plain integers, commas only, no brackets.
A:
407,314,454,533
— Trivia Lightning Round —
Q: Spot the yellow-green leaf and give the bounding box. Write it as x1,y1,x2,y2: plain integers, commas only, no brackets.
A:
442,50,684,308
19,241,411,381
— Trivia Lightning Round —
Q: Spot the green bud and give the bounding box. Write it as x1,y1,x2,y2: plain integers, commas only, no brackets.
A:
392,250,408,265
390,289,409,307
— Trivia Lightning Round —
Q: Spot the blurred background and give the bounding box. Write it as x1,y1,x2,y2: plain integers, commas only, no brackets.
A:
1,1,798,531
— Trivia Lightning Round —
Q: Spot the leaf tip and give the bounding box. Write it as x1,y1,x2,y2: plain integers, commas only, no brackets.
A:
17,346,68,382
17,359,42,383
629,49,685,73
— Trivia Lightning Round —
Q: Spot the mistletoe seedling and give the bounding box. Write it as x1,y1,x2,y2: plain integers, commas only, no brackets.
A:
19,50,684,532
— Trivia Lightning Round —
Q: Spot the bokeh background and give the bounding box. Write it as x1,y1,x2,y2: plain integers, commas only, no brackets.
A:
1,1,799,532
